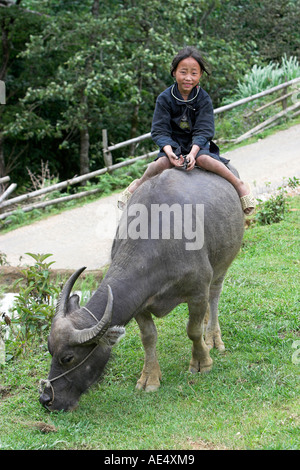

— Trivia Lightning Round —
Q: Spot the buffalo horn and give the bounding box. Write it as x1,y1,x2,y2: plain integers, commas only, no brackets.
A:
70,285,114,346
55,267,87,318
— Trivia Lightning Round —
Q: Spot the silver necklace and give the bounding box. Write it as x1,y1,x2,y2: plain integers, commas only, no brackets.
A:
171,84,200,103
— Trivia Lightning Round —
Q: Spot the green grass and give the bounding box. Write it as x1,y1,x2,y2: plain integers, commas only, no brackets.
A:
0,197,299,450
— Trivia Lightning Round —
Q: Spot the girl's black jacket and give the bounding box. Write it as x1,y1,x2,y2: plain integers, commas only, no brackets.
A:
151,83,227,163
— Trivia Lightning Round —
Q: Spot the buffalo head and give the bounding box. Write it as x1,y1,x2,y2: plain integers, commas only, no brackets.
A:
39,267,125,411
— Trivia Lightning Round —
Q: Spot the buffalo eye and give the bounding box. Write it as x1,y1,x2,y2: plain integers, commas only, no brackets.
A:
60,354,74,365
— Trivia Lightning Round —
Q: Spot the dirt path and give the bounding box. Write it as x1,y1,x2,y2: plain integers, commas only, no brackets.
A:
1,124,299,271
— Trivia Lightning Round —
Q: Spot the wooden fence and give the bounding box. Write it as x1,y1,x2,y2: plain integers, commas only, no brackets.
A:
1,76,300,222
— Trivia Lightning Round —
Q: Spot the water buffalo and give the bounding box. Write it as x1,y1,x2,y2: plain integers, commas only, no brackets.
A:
39,166,244,411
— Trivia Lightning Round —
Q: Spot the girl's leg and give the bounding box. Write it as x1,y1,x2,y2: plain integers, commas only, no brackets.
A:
118,156,172,209
196,154,255,214
128,156,172,193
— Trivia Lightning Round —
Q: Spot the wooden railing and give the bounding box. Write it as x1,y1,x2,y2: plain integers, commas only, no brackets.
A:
102,77,300,160
1,77,300,222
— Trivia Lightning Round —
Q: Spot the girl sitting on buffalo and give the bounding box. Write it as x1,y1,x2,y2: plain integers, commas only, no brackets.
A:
118,46,255,215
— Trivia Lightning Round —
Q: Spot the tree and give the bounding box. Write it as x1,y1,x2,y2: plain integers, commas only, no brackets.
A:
6,0,201,174
205,0,300,63
1,0,298,185
0,0,49,178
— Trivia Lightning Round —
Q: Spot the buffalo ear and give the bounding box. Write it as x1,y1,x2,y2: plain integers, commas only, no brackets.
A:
106,326,126,346
66,294,81,314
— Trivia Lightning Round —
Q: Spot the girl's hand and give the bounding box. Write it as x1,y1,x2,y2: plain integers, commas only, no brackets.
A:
169,153,184,167
185,145,200,171
185,153,196,171
163,146,184,167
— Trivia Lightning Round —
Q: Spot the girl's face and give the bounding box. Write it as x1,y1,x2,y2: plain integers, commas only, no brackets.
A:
173,57,202,97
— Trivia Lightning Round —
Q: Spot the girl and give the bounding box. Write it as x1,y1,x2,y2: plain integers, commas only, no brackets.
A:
118,46,255,215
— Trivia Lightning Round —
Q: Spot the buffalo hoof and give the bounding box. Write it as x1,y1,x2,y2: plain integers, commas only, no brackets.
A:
136,366,161,392
189,364,212,374
136,382,160,392
189,357,213,374
136,380,160,392
136,362,161,392
205,331,225,352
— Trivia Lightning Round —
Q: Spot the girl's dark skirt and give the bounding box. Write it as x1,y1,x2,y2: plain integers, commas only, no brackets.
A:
155,142,230,165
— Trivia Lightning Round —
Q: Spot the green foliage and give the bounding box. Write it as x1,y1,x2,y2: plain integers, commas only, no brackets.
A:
0,252,8,266
205,0,300,64
9,253,59,355
256,191,287,226
236,55,300,98
1,0,300,186
255,178,299,226
79,158,149,196
287,176,300,189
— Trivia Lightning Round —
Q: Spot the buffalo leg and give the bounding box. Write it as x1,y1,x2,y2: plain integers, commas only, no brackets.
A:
205,280,225,351
135,311,162,392
187,298,213,373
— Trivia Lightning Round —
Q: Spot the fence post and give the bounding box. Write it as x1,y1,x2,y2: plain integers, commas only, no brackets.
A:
281,86,288,110
0,176,10,185
102,129,113,167
0,183,17,205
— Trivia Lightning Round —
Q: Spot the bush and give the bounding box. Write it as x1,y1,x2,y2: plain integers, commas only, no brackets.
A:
236,55,300,98
256,191,287,225
9,253,59,355
255,178,299,226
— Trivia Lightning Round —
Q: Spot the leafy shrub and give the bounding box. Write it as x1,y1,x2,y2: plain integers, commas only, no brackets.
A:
0,251,8,266
10,253,59,355
255,178,299,226
256,192,287,225
236,55,300,98
287,176,300,189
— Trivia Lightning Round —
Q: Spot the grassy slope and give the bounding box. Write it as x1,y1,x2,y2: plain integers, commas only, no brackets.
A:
0,197,299,450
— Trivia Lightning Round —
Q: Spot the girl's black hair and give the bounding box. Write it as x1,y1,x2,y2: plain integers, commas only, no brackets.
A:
170,46,211,77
